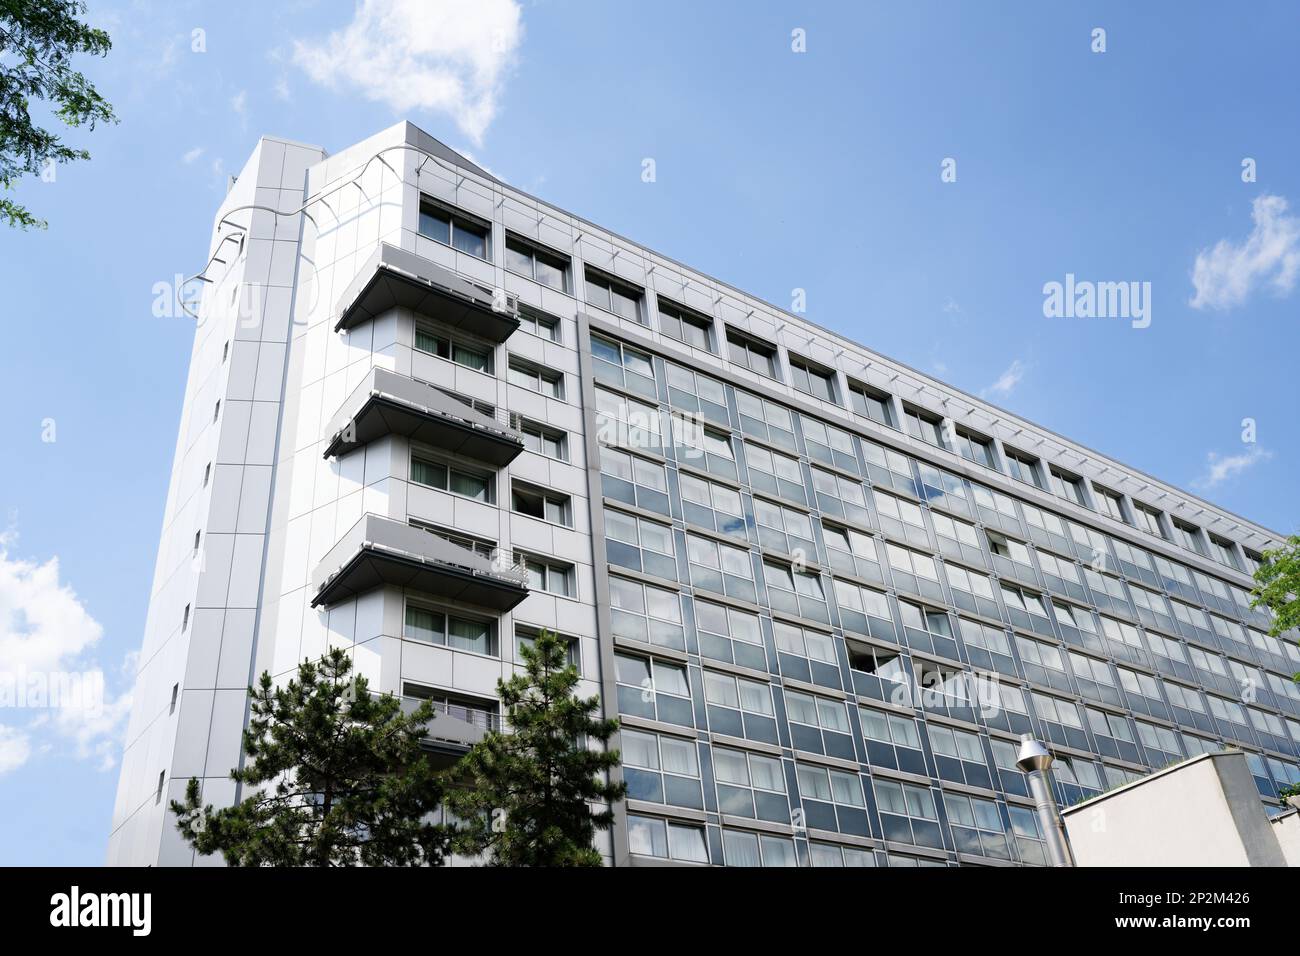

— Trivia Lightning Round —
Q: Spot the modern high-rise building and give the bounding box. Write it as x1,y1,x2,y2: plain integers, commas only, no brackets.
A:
109,121,1298,867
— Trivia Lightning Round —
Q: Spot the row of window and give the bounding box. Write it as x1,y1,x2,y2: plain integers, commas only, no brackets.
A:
588,355,1278,651
418,192,1267,578
624,749,1048,865
402,604,583,669
409,709,1287,865
615,641,1300,805
608,565,1300,750
419,196,720,361
598,484,1289,672
417,320,565,394
410,520,577,599
584,322,1268,581
411,447,574,526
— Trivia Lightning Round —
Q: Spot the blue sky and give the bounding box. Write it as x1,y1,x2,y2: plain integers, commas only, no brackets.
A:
1,0,1297,865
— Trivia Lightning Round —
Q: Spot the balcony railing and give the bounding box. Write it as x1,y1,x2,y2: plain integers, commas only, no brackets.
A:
322,366,524,465
415,697,502,733
311,513,529,610
334,242,519,343
397,694,501,754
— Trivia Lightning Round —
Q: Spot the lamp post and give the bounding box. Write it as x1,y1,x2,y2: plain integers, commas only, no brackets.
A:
1015,734,1075,867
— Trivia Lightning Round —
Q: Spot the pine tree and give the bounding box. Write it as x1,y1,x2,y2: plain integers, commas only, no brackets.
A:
447,630,626,866
171,648,450,866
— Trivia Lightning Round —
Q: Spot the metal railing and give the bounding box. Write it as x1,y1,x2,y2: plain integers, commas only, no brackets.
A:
317,513,530,590
401,382,522,438
402,695,502,734
356,366,522,440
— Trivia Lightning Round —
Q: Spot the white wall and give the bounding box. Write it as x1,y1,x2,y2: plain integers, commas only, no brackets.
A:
107,136,325,866
1062,752,1288,867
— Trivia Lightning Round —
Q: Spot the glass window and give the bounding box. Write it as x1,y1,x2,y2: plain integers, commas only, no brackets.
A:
944,792,1010,859
507,356,564,399
785,690,850,733
1172,520,1207,556
860,708,919,747
414,324,494,373
954,428,995,468
518,419,568,460
517,303,561,342
888,545,940,582
874,489,926,529
930,515,977,554
1208,536,1241,570
722,829,797,867
849,383,895,427
946,563,997,600
657,298,715,351
591,334,656,395
627,814,708,862
1134,502,1165,538
504,235,570,291
789,354,838,402
418,199,490,259
726,328,780,378
1004,449,1044,489
515,628,580,669
404,604,495,655
409,451,493,503
608,575,684,650
585,269,644,323
1049,468,1087,507
903,406,946,448
1096,486,1127,522
594,386,661,453
772,620,837,664
517,553,576,597
703,670,774,716
511,483,571,526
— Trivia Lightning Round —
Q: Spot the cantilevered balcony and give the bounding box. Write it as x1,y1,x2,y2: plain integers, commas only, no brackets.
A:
400,695,502,761
311,513,528,610
323,366,524,465
334,242,519,343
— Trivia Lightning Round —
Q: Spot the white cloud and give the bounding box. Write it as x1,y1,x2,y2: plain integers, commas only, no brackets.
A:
181,146,204,164
0,726,30,775
231,90,248,115
53,678,133,772
291,0,524,144
942,297,962,314
1190,194,1300,310
0,534,103,673
0,534,132,770
982,359,1026,399
1193,445,1273,490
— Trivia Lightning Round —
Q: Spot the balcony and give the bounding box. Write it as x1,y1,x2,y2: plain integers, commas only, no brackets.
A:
400,695,502,759
323,366,524,465
311,513,528,610
334,242,519,343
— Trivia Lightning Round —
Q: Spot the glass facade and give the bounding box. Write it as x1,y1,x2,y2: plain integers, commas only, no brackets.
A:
590,328,1300,868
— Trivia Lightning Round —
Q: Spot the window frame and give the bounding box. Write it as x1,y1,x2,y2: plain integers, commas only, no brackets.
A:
657,297,716,352
418,197,492,260
725,327,781,379
584,267,645,324
504,233,571,292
